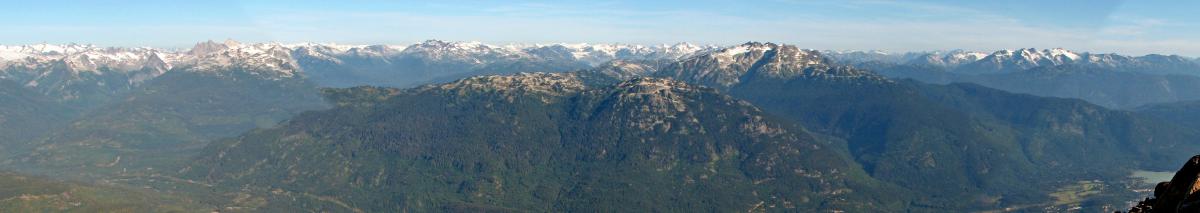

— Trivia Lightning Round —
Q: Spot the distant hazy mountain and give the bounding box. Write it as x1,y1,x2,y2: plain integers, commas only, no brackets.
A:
826,48,1200,75
0,44,171,108
0,80,74,154
291,40,716,88
520,42,715,66
828,48,1200,108
1135,100,1200,130
12,47,329,174
0,40,717,108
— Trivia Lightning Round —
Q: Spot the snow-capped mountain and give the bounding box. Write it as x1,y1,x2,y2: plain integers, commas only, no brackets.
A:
905,50,990,67
844,48,1200,109
284,40,717,87
960,48,1086,73
822,49,992,68
657,42,882,89
0,43,173,79
0,43,175,106
957,48,1200,74
521,43,718,66
13,40,1196,109
821,50,919,64
829,48,1199,75
400,40,528,64
175,41,301,78
0,40,719,88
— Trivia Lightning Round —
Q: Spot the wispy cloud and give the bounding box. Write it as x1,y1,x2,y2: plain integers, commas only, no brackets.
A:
0,1,1196,56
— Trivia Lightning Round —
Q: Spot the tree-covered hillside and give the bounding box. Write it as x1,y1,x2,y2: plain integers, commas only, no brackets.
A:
182,74,908,212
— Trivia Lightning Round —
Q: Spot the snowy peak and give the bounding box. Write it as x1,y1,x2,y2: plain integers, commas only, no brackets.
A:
702,42,829,71
900,50,990,67
825,47,1197,74
0,43,178,91
400,40,525,64
658,42,714,58
0,44,171,72
222,39,242,48
697,42,821,68
288,43,405,65
714,42,775,57
995,48,1082,65
945,50,990,63
961,48,1143,73
658,42,881,89
520,42,718,66
180,42,300,78
393,40,716,67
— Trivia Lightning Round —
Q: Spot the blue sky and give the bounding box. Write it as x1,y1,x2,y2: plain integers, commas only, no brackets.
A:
2,0,1198,56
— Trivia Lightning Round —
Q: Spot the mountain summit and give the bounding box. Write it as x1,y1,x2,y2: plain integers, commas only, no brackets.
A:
656,42,880,89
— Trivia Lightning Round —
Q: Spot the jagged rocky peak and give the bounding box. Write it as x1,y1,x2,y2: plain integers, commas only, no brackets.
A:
182,41,300,78
430,72,587,98
1128,155,1200,213
188,39,232,56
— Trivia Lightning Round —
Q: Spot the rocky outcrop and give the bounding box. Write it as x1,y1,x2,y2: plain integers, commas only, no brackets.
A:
1129,155,1200,213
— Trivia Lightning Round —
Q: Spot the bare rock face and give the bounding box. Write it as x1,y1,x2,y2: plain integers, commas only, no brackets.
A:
1128,155,1200,213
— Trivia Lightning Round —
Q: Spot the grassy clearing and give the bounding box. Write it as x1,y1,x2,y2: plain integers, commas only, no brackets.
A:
1049,180,1104,206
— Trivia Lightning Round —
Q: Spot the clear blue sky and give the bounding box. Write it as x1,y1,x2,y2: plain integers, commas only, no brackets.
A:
2,0,1198,56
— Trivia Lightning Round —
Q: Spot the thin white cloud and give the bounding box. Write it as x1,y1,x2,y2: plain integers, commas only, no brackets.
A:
1,1,1196,56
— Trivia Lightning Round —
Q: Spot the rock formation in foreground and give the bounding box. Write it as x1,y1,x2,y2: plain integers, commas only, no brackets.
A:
1128,155,1200,213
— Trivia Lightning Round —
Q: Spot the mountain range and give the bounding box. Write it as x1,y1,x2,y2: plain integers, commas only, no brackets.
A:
0,40,1198,212
0,40,716,99
8,40,1198,109
826,49,1200,109
825,48,1200,75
